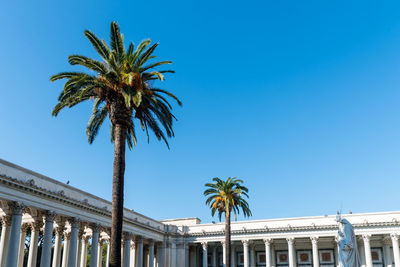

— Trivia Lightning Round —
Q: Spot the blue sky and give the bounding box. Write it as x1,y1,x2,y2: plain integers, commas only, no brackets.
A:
1,0,400,223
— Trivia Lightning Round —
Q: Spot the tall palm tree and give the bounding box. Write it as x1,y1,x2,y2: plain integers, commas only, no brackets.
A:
51,21,181,267
204,177,252,267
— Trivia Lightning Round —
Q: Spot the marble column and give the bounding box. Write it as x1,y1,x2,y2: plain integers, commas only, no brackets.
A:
40,211,56,267
76,229,84,267
264,239,272,267
311,237,319,267
242,240,249,267
6,202,25,267
123,233,131,267
149,240,155,267
136,237,143,267
222,241,227,267
106,241,110,267
129,242,135,267
184,242,190,267
67,218,80,267
0,215,11,267
357,237,365,267
287,238,295,267
171,242,177,267
90,224,100,267
18,224,29,267
80,236,89,267
363,235,373,267
391,234,400,267
62,233,71,267
27,220,43,267
53,225,65,267
231,243,236,267
212,246,217,267
202,242,208,267
97,239,104,267
383,237,393,267
251,244,256,267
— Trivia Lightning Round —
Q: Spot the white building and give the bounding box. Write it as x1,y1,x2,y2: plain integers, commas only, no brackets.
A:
0,158,399,267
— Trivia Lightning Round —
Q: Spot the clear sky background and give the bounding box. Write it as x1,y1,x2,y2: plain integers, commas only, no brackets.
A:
1,0,400,223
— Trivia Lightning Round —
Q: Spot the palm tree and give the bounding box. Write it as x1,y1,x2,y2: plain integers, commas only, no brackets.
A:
51,21,181,267
204,177,252,267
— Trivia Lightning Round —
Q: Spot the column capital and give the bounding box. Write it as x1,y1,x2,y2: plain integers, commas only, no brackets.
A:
383,236,392,245
64,232,71,240
391,233,399,241
43,211,57,222
148,239,155,247
311,236,319,244
8,201,25,215
263,238,273,245
362,234,372,242
30,220,43,231
68,217,80,228
1,215,12,226
21,223,30,232
122,232,132,241
90,223,101,232
242,239,250,246
286,237,295,245
201,242,208,250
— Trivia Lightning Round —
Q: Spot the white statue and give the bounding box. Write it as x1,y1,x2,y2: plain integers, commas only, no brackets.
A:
336,212,361,267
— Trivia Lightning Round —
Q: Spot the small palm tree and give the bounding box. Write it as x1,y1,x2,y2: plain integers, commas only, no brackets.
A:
204,177,252,267
51,22,181,267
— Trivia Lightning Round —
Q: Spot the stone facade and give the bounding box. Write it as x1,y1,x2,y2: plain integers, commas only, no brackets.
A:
0,158,399,267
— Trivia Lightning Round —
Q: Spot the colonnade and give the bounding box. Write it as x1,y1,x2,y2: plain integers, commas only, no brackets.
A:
198,233,400,267
0,201,163,267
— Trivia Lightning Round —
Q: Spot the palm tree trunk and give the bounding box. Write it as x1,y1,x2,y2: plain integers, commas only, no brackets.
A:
109,123,127,267
225,212,231,267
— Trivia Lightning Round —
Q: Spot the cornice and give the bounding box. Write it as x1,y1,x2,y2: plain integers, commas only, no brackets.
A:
0,174,165,235
187,222,400,237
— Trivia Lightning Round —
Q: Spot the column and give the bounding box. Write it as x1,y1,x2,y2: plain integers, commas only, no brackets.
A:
184,242,190,267
222,241,227,267
251,243,256,267
383,237,393,267
287,238,295,267
80,236,89,267
129,242,135,267
271,243,276,267
0,215,11,267
242,240,249,267
171,242,176,267
358,237,366,267
363,235,373,267
67,218,80,267
136,237,143,267
18,224,28,267
6,202,24,267
231,243,236,267
27,220,42,267
90,224,100,267
106,241,110,267
212,246,217,267
311,237,319,267
391,234,400,267
149,240,155,267
97,239,103,267
123,233,131,267
62,233,71,267
53,225,65,267
76,229,84,267
202,242,208,267
40,211,56,267
264,239,272,267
